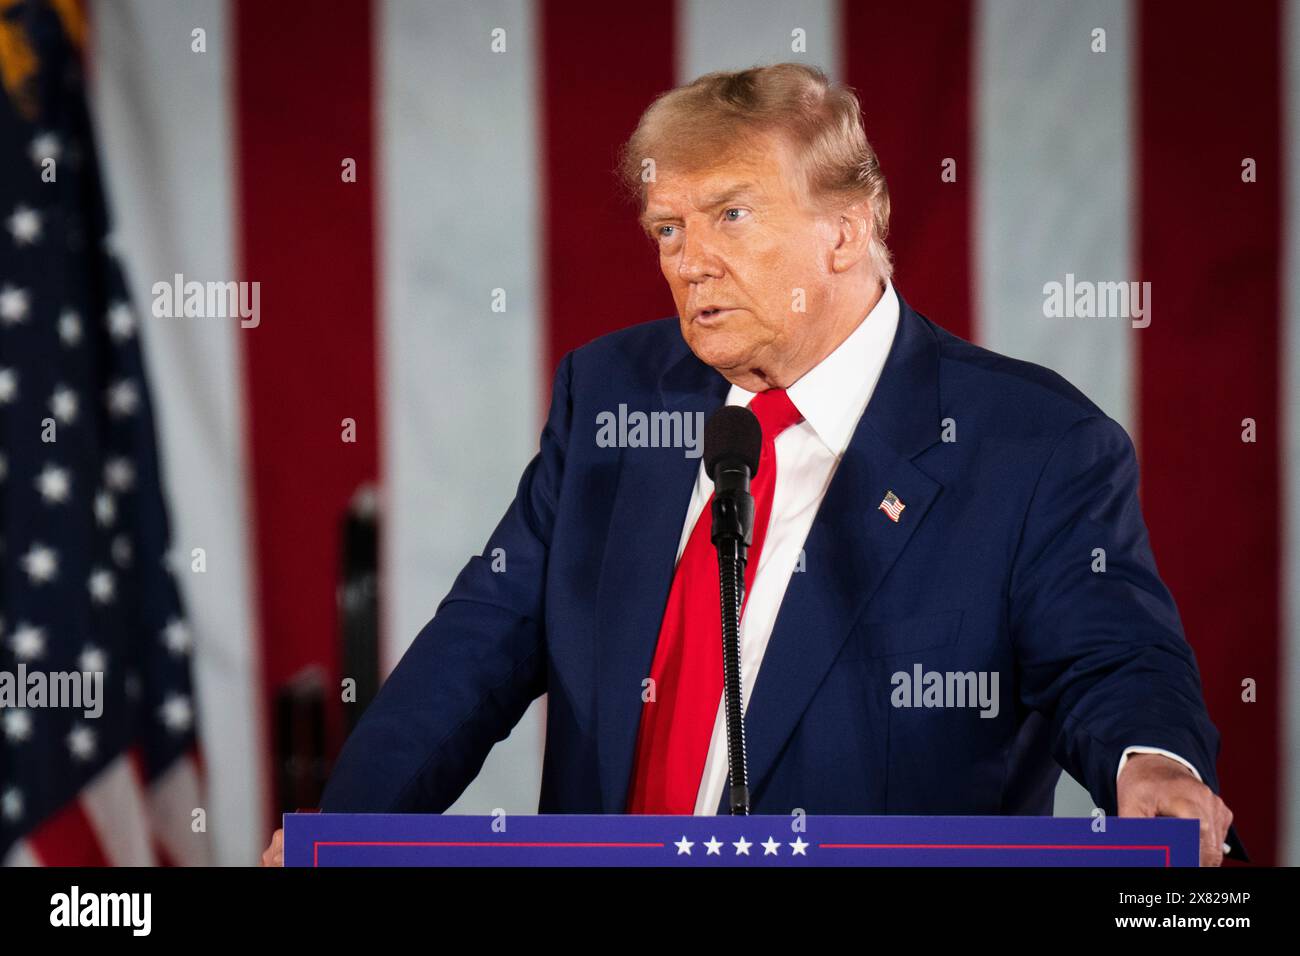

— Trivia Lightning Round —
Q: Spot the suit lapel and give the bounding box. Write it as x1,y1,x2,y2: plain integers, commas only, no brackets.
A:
595,342,730,810
716,292,946,811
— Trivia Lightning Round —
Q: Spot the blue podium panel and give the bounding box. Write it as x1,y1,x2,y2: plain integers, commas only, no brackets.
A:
283,814,1199,867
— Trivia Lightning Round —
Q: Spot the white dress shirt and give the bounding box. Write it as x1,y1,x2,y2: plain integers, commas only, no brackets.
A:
673,280,1200,815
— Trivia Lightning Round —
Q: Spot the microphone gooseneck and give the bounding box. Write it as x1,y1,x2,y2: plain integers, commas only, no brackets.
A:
703,405,762,815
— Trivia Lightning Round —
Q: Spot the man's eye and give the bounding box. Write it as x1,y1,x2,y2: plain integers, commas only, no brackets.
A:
657,225,677,239
723,208,748,222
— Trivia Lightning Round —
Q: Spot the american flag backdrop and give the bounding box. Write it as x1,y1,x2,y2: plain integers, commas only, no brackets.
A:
0,0,208,866
0,0,1293,867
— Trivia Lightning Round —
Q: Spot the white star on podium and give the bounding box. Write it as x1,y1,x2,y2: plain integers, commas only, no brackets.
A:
789,836,809,856
675,836,694,855
704,836,723,856
761,837,781,855
732,836,752,855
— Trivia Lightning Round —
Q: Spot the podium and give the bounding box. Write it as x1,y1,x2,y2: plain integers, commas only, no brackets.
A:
283,813,1199,866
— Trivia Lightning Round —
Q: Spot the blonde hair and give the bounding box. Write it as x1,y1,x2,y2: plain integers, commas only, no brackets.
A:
617,62,893,280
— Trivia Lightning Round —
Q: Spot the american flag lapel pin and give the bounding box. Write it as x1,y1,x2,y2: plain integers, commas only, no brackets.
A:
878,489,905,523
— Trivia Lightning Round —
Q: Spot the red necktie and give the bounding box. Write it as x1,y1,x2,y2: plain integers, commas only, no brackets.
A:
626,388,804,813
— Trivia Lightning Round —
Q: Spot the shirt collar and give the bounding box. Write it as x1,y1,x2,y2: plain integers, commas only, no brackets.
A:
725,279,900,456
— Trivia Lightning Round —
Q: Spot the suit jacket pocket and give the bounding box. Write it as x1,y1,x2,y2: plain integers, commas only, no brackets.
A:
838,608,964,662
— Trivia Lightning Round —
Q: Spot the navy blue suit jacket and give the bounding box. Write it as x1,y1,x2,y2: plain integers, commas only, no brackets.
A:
321,291,1231,838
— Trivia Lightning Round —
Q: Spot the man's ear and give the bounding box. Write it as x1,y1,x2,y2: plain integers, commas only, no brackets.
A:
829,201,873,273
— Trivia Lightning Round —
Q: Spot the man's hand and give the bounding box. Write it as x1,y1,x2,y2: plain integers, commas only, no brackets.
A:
1117,753,1233,866
261,828,284,867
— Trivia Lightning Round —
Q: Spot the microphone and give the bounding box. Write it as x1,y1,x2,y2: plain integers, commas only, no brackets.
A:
704,405,762,545
703,405,762,815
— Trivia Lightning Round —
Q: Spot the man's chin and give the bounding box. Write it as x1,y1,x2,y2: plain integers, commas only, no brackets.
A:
690,346,752,377
682,328,754,375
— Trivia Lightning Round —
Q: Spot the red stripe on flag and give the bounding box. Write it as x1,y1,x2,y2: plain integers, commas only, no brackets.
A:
843,0,973,341
127,743,148,783
1137,0,1281,863
27,802,110,866
233,0,380,825
188,740,206,780
541,1,677,378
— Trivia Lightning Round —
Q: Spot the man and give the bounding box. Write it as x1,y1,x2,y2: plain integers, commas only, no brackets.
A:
264,63,1236,865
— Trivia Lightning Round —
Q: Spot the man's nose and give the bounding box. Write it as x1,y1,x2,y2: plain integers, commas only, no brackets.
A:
677,230,724,282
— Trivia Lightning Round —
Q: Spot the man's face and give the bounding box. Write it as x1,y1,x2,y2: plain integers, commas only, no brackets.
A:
641,133,838,387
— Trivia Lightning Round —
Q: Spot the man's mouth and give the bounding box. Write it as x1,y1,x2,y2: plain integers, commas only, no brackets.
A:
694,307,734,324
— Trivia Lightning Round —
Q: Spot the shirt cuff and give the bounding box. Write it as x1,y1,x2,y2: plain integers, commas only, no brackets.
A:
1116,746,1204,788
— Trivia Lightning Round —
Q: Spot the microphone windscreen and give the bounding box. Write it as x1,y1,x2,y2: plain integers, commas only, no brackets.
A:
704,405,762,481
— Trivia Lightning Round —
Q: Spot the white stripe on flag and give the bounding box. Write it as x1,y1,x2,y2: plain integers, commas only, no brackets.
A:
974,0,1135,817
677,0,841,81
379,0,544,811
89,0,266,865
80,756,156,866
1,840,40,867
148,754,212,866
975,0,1137,434
1283,0,1300,867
